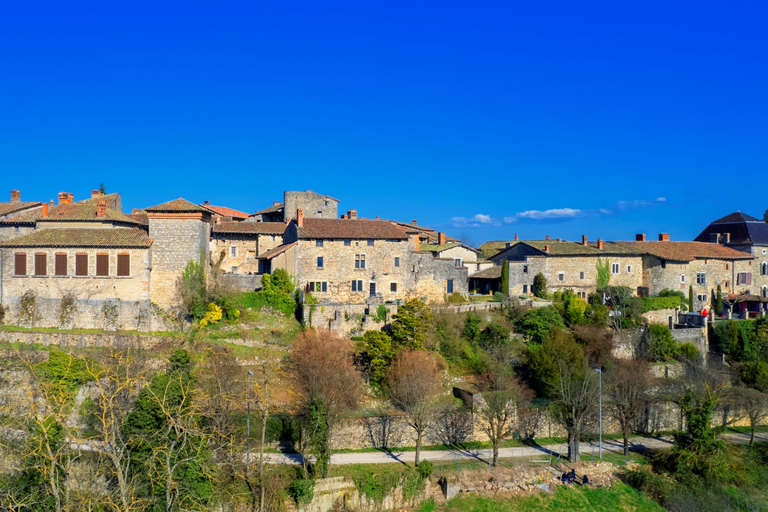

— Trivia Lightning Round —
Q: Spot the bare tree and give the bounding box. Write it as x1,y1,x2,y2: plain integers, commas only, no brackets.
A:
386,350,445,466
288,329,363,477
733,387,768,444
604,358,652,456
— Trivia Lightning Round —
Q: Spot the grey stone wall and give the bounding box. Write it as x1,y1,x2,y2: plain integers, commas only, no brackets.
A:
0,329,174,350
284,190,338,220
0,224,35,243
218,273,262,292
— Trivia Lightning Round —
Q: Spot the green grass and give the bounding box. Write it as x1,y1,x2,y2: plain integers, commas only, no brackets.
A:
436,482,664,511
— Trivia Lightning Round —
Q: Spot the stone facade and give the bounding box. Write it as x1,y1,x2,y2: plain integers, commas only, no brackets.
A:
147,214,210,310
283,190,338,220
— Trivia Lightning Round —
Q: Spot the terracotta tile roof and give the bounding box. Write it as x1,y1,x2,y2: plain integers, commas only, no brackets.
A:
495,240,639,258
0,202,42,218
144,198,207,213
0,228,153,248
470,266,503,279
128,211,149,226
297,219,409,240
81,193,121,209
256,242,297,260
251,203,284,216
213,221,287,235
40,203,139,224
200,204,249,219
0,208,41,225
622,241,755,261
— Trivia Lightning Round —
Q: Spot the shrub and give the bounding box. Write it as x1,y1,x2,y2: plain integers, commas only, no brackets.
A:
641,323,677,361
288,479,314,506
516,306,565,344
462,313,481,341
262,268,294,294
236,289,296,317
0,303,5,325
417,460,433,479
447,292,466,304
354,470,399,504
477,321,510,348
373,305,389,323
493,291,506,302
533,273,547,298
677,343,702,363
641,296,683,312
198,303,223,328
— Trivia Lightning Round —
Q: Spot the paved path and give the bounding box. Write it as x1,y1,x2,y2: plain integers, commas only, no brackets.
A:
260,431,768,466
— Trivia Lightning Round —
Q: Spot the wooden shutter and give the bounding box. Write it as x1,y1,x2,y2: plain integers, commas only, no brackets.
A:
96,254,109,276
55,253,67,276
76,253,88,276
14,253,26,276
34,253,47,276
117,254,130,276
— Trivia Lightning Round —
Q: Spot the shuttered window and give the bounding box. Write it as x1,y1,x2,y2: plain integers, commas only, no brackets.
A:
55,254,67,276
96,254,109,276
117,254,130,277
75,254,88,276
34,253,47,276
14,253,26,276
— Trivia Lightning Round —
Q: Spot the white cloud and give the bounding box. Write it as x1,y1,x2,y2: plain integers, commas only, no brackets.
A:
516,208,582,220
450,213,500,228
473,213,493,224
503,216,517,224
655,197,666,203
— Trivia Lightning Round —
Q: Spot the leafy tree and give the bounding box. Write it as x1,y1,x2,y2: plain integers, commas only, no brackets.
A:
477,321,510,348
500,261,509,295
533,273,547,298
556,290,587,326
180,258,207,320
596,258,610,288
386,350,445,466
390,298,433,350
640,323,677,361
358,330,395,387
602,286,641,330
739,360,768,393
516,306,565,344
261,268,294,294
462,313,481,341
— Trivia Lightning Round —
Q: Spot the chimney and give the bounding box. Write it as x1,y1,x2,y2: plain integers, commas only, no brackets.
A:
49,199,54,209
597,238,604,250
203,200,210,205
582,235,588,246
375,216,379,221
438,232,446,245
96,200,107,218
514,233,519,241
297,208,304,227
41,203,48,218
412,219,418,226
544,245,550,253
545,235,550,241
413,235,420,252
10,190,20,203
636,233,646,241
658,233,670,242
58,192,73,205
91,189,101,199
709,233,720,244
724,232,731,244
340,214,347,219
273,201,280,206
347,209,358,220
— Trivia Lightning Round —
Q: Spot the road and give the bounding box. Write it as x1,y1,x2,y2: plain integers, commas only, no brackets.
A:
260,431,768,466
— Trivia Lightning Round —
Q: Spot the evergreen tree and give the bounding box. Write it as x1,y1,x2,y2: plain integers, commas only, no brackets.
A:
500,261,509,295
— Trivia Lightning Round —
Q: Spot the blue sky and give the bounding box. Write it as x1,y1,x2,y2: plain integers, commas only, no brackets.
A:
1,1,766,246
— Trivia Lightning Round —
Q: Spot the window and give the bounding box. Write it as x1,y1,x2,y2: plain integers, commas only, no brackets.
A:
316,240,324,247
763,249,767,255
367,239,374,247
96,254,109,276
446,279,454,294
230,246,237,257
762,262,768,276
34,253,47,276
681,274,686,283
324,200,329,206
697,294,707,303
344,239,351,246
352,280,363,292
310,281,327,292
231,266,237,273
523,285,528,294
696,273,706,285
661,261,666,269
627,265,632,274
523,265,528,274
117,254,130,276
611,263,620,274
763,286,768,299
355,254,366,269
317,256,323,269
55,254,67,276
390,282,397,292
76,254,88,276
580,271,585,280
558,272,564,281
737,272,753,285
579,291,587,299
455,258,462,267
394,257,400,267
14,253,26,276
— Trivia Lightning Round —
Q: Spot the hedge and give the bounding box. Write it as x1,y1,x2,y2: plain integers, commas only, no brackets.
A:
641,296,682,312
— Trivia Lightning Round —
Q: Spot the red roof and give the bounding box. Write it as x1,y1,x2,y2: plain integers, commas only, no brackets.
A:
200,204,249,219
297,219,410,240
213,221,287,235
622,241,755,261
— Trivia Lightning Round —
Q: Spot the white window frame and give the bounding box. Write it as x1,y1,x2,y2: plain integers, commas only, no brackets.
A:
696,273,706,285
611,263,620,274
681,274,686,283
626,265,632,274
355,254,366,269
230,246,237,258
558,272,564,281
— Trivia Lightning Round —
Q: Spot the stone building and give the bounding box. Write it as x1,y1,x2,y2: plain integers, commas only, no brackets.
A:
250,190,339,223
210,221,287,274
281,209,467,303
199,201,249,222
418,239,491,277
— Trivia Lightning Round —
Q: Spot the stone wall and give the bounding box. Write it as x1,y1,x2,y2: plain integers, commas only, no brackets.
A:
671,326,708,358
148,216,210,310
0,224,36,243
304,302,396,335
0,329,175,350
284,190,338,221
218,273,262,292
290,476,432,512
210,232,284,274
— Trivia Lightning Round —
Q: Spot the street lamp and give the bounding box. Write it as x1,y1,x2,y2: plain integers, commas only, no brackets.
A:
595,367,602,459
247,369,253,472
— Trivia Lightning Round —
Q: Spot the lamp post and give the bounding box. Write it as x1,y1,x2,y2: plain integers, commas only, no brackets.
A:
247,369,253,472
595,367,602,459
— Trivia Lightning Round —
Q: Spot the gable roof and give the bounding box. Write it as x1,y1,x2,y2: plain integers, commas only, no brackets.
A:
200,203,249,219
469,266,503,279
622,241,755,262
213,221,287,235
493,240,639,259
0,228,153,248
256,242,297,260
297,219,409,240
144,198,207,213
694,211,768,246
0,202,42,218
419,243,482,256
251,203,284,216
40,203,139,224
